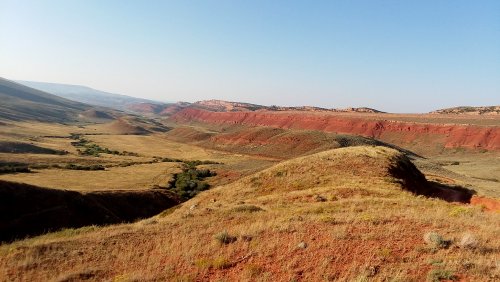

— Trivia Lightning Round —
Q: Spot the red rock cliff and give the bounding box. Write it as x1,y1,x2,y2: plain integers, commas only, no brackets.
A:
172,108,500,151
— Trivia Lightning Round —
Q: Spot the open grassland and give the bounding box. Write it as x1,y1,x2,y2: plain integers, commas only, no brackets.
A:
0,121,277,191
0,163,180,191
1,147,498,281
414,152,500,198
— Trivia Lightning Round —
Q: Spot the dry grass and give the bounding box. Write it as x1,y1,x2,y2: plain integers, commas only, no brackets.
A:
1,146,498,281
0,163,180,191
0,121,276,191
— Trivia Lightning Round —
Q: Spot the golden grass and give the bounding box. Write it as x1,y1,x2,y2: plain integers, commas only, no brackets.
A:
0,162,180,191
1,146,498,281
0,121,277,192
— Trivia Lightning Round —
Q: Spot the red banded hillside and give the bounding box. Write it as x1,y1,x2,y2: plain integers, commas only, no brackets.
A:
172,108,500,151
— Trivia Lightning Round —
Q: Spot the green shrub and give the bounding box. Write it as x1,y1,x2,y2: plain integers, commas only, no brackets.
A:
424,232,451,249
167,167,216,200
71,136,137,157
232,205,263,213
214,231,237,245
449,206,473,217
427,269,457,282
64,164,105,171
0,162,31,174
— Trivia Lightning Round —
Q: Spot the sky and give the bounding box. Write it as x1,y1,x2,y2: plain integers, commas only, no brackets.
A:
1,0,499,113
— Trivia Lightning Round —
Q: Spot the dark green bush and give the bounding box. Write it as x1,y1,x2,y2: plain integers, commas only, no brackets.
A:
167,167,216,200
64,164,105,171
0,162,31,174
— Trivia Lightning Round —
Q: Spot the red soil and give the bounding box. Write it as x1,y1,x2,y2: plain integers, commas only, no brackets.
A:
172,108,500,151
470,196,500,212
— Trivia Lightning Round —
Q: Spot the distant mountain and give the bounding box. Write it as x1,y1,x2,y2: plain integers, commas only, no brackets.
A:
16,80,165,111
126,102,191,116
0,77,91,122
124,99,384,116
431,106,500,115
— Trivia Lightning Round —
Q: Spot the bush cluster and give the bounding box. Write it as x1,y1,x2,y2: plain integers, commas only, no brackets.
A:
0,162,31,174
168,168,216,200
70,135,138,157
64,164,105,171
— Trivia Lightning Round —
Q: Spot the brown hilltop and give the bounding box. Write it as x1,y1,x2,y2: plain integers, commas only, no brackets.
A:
106,118,151,135
126,102,165,114
431,105,500,115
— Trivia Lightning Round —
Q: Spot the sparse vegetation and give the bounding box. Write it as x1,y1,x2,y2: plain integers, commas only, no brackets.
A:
449,206,473,217
424,232,451,249
64,163,105,171
427,269,457,282
458,233,478,249
70,134,139,157
231,205,263,213
214,231,237,245
0,141,67,155
0,162,31,174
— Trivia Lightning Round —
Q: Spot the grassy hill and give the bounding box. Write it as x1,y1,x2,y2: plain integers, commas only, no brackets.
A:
1,146,497,281
16,80,165,111
0,77,90,122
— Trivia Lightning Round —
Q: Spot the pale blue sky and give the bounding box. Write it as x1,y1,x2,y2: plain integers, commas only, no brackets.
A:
1,0,499,112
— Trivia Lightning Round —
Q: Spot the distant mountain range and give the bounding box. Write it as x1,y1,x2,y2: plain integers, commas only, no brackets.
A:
127,99,385,116
14,79,498,118
16,80,165,111
15,81,387,116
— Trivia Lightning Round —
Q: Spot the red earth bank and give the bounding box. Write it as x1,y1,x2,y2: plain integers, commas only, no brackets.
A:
172,108,500,151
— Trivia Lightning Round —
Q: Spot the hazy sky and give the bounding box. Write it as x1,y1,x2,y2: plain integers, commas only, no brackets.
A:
1,0,499,112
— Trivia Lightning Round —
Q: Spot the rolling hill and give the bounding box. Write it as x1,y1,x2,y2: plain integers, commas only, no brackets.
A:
431,106,500,115
1,146,496,281
16,80,166,111
0,77,90,122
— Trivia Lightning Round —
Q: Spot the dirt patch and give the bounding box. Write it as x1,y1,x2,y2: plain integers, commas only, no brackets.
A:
470,195,500,211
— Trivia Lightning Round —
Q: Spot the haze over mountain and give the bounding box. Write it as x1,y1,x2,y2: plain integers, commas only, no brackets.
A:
16,80,166,111
0,77,90,122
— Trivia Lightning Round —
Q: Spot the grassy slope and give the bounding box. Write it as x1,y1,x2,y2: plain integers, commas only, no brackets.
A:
0,77,89,122
1,146,498,281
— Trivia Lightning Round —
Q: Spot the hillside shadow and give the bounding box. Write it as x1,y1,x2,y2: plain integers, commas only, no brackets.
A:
423,181,476,203
0,181,180,243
